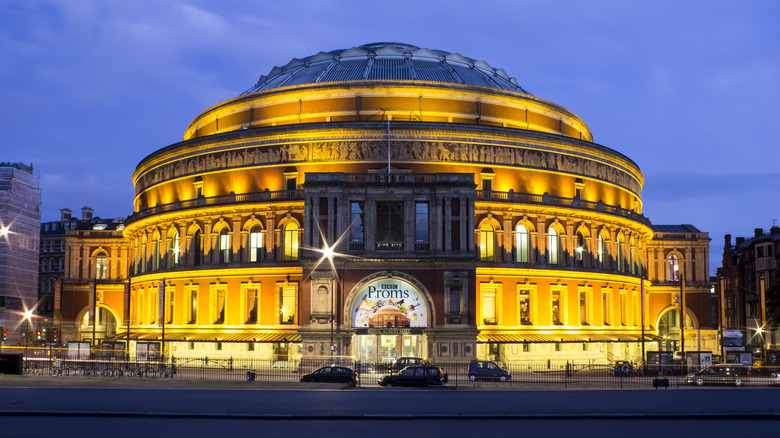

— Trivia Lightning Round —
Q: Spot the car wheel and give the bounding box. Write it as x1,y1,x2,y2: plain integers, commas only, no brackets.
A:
499,375,507,382
734,378,743,387
468,374,476,381
386,383,392,387
696,378,704,386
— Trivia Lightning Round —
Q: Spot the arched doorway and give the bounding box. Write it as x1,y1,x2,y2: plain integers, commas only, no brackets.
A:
78,305,118,343
346,273,433,364
657,308,695,352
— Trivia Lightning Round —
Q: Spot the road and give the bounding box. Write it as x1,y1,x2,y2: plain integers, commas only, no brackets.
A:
0,386,778,437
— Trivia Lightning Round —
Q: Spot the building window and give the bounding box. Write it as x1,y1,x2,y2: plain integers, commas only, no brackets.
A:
575,232,585,267
213,288,225,324
580,291,588,325
350,202,364,246
149,288,158,325
480,223,495,262
376,202,404,244
192,230,202,266
448,284,461,314
415,202,429,246
218,229,230,264
279,286,297,324
629,243,636,275
187,289,198,324
551,291,562,325
244,288,258,324
283,222,299,261
620,293,627,326
152,238,160,271
163,285,173,324
169,232,180,268
516,224,530,263
249,226,263,262
519,291,531,325
96,254,108,280
602,291,611,326
141,242,148,273
547,227,559,265
598,235,606,269
616,237,625,272
667,254,679,282
482,289,497,325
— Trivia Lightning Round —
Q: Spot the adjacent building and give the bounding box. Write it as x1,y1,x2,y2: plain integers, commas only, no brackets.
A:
47,208,129,347
0,162,40,345
54,43,714,365
718,226,780,359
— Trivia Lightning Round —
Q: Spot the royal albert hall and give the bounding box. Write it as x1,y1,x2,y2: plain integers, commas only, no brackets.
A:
119,42,713,365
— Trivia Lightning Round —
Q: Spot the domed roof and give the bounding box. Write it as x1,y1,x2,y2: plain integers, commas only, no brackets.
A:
242,42,531,95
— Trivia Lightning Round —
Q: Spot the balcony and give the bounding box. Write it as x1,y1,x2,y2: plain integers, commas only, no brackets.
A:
476,190,651,226
127,189,303,224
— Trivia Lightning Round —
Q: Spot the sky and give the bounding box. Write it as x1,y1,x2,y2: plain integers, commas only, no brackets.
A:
2,0,778,275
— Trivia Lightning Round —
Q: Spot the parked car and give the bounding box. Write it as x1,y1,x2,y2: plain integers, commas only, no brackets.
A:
378,365,446,387
685,365,750,386
611,360,634,377
770,371,780,386
389,357,428,373
467,360,511,382
300,366,357,386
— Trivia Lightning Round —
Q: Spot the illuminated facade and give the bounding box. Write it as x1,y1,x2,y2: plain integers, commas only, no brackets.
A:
71,43,714,364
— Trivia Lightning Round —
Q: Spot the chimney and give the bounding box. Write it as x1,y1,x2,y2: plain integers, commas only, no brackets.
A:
724,234,731,248
771,226,780,235
81,206,94,221
60,208,72,221
754,228,764,238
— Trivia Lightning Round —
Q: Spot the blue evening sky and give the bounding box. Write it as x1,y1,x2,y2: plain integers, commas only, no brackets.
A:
1,0,778,274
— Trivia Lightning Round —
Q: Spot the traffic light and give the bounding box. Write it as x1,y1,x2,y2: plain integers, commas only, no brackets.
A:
36,330,42,341
1,328,6,342
52,329,58,343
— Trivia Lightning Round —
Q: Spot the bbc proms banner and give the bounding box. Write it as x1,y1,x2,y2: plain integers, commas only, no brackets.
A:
351,278,428,328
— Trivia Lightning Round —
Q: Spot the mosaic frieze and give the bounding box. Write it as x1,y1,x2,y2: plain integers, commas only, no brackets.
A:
137,140,641,195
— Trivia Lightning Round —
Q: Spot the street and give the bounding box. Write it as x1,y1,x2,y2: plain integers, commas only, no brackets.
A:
0,385,778,437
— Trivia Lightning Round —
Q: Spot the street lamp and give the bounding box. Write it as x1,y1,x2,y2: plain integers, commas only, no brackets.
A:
22,309,33,353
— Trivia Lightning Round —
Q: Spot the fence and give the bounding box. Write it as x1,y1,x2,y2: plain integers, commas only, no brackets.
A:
3,346,778,389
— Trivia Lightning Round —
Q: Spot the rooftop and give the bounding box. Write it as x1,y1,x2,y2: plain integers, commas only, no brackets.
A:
243,42,531,95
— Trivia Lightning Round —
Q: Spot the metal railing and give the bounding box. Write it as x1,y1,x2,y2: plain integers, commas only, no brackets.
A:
5,347,778,389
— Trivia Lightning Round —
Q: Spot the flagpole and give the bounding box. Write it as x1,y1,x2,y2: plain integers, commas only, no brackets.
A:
387,117,390,175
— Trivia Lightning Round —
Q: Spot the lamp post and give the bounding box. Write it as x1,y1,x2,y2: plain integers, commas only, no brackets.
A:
22,309,33,355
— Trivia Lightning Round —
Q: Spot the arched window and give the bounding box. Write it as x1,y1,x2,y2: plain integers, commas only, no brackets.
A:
152,237,160,271
249,226,263,262
218,229,231,264
192,230,202,266
516,224,530,263
629,241,636,275
547,227,559,265
96,252,108,280
141,239,148,273
575,232,586,267
169,231,180,268
667,254,679,282
284,222,299,261
133,242,139,274
480,223,495,262
598,234,607,269
616,237,625,272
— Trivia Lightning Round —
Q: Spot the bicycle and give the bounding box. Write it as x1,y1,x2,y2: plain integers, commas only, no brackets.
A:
49,360,71,376
158,363,178,378
23,361,44,376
